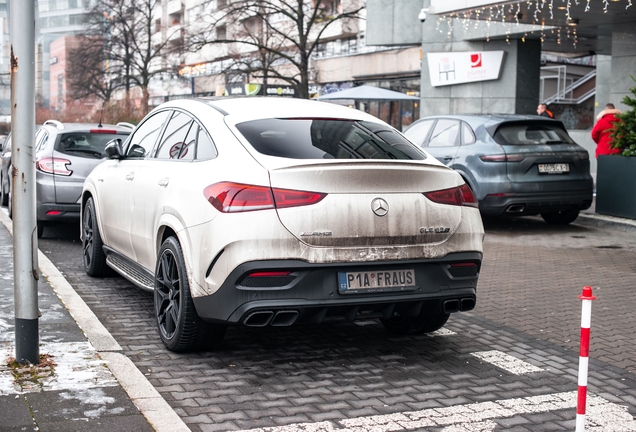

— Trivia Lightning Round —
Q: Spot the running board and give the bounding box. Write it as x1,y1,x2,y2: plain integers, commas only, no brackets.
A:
106,252,154,292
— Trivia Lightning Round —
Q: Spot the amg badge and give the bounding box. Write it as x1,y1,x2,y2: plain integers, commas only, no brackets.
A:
300,231,333,237
420,227,451,233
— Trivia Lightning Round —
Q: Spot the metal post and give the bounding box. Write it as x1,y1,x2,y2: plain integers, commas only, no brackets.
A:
576,286,596,431
10,0,39,365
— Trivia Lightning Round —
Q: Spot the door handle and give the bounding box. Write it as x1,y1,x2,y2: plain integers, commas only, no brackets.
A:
125,172,135,181
442,156,454,160
158,178,169,187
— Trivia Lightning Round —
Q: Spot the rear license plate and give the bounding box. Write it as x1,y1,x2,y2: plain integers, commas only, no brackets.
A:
538,163,569,174
338,269,416,294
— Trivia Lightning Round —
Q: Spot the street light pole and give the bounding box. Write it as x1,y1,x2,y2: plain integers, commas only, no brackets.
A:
10,0,39,365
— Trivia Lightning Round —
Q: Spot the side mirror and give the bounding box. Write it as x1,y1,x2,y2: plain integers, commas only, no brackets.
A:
104,138,124,159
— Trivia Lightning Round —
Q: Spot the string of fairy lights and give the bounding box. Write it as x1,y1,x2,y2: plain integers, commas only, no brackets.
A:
435,0,633,47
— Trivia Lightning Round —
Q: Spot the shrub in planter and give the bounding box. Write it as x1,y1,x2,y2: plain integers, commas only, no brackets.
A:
610,75,636,155
596,76,636,218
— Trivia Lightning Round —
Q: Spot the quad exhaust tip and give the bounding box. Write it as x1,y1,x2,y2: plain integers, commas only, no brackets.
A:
444,298,476,314
243,310,299,327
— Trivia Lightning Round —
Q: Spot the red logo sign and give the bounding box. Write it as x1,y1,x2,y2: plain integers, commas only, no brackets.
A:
471,53,482,68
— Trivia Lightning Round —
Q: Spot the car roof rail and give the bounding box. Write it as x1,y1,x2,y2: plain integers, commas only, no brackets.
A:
116,122,135,130
44,119,64,130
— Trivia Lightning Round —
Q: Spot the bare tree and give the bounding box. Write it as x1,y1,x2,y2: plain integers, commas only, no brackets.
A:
189,0,364,99
68,36,120,103
69,0,186,115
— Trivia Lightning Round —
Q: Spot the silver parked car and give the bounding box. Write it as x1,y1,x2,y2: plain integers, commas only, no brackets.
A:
404,114,594,225
1,120,133,237
81,97,485,352
0,132,14,216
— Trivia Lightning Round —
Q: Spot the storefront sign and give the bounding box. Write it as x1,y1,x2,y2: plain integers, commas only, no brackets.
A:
427,51,505,87
265,85,296,97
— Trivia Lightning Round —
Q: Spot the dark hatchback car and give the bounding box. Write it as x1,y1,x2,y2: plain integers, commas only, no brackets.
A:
404,114,593,225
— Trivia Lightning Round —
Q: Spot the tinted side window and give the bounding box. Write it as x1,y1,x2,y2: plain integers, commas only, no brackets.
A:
428,119,461,147
126,110,170,158
405,120,434,146
155,111,194,160
35,129,49,152
235,119,425,160
462,122,476,145
195,126,217,160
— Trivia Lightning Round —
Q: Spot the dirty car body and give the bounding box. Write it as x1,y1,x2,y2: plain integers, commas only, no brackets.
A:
81,97,484,351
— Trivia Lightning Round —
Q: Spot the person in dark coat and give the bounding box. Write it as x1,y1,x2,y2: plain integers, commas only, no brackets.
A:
537,103,555,118
591,103,622,158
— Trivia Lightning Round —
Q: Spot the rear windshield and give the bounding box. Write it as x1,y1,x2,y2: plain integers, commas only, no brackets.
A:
55,132,130,159
493,123,575,145
235,119,426,160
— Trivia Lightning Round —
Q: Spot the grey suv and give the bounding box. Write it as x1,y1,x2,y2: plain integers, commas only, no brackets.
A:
404,114,594,225
1,120,133,236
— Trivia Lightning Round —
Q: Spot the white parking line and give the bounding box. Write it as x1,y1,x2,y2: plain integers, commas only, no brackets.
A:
470,350,544,375
238,391,636,432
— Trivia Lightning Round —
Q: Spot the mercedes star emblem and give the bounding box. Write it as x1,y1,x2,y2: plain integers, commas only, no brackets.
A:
371,198,389,217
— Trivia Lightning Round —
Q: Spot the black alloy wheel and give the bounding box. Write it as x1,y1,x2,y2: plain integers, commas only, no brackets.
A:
541,209,580,225
82,197,108,276
381,309,450,335
37,224,45,238
154,237,225,352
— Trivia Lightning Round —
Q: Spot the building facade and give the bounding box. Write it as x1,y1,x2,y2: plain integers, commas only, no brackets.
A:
365,0,636,125
0,0,10,118
36,0,93,108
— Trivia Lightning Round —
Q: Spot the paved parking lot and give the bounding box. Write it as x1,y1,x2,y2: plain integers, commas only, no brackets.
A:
38,216,636,431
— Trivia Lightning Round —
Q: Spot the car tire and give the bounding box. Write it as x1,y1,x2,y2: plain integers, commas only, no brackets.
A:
154,237,226,352
541,209,580,225
37,223,45,238
0,175,7,207
381,309,450,335
82,197,109,276
7,186,11,219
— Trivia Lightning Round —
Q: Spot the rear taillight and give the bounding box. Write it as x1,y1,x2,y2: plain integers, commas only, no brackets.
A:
203,182,326,213
424,184,478,208
479,154,525,162
36,157,72,176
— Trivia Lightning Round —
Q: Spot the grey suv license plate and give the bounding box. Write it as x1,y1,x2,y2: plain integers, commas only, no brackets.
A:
338,269,416,294
538,163,569,174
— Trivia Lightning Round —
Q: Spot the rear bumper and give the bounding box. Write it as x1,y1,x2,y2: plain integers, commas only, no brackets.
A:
192,251,482,326
479,189,593,216
37,203,80,222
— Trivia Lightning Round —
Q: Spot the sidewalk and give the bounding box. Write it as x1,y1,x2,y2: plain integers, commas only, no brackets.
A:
0,211,188,432
578,196,636,232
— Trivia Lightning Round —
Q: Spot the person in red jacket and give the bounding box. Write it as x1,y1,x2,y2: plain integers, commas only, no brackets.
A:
591,103,622,157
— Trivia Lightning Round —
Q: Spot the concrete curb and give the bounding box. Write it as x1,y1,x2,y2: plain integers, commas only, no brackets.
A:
577,212,636,232
0,211,190,432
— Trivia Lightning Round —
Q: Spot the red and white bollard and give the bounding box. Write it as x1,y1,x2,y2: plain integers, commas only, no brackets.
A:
576,286,597,432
